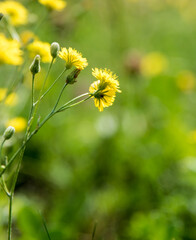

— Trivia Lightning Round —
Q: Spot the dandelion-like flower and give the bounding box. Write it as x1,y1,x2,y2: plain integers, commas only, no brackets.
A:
27,40,52,63
0,1,28,26
59,47,88,70
176,70,195,92
38,0,67,11
141,52,168,77
6,117,27,132
0,34,23,65
0,88,18,106
89,68,121,112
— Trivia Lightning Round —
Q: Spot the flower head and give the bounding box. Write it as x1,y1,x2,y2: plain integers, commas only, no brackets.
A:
0,1,28,26
27,40,52,63
0,88,18,106
38,0,67,11
59,47,88,70
176,70,195,92
141,52,168,77
0,34,23,65
89,68,121,112
6,117,27,132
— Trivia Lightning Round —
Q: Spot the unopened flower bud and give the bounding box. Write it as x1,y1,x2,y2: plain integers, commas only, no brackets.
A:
30,55,41,75
66,69,81,84
0,13,4,21
50,42,60,59
3,126,15,140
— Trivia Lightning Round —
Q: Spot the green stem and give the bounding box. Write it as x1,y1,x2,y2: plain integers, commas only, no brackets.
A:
57,93,90,112
0,94,91,178
28,74,35,127
8,193,13,240
0,176,10,197
34,67,67,105
0,139,6,165
42,216,52,240
52,82,68,112
29,58,55,130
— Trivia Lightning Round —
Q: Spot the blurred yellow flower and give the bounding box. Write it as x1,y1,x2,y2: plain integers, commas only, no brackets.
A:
0,1,28,26
6,117,27,132
0,88,18,106
189,130,196,144
20,31,38,45
141,52,168,77
0,34,23,65
89,68,121,112
27,40,52,63
176,70,195,91
38,0,67,11
166,0,189,10
59,47,88,70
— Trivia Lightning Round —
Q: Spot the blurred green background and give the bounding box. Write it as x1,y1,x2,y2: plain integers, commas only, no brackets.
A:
2,0,196,239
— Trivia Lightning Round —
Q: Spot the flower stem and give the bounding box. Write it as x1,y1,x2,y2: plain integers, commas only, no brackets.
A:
34,67,67,105
8,193,13,240
57,93,90,112
0,139,6,165
28,74,35,127
52,82,68,112
0,93,91,178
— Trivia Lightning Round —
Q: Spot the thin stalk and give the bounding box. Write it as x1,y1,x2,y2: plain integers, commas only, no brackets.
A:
28,74,35,126
29,58,55,130
57,93,90,112
34,67,67,105
3,17,20,41
8,193,13,240
42,216,52,240
0,176,10,197
0,94,91,178
0,139,6,165
52,82,68,112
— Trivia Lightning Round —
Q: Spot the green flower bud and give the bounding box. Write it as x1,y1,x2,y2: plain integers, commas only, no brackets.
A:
0,13,4,21
30,55,41,75
66,69,81,84
3,126,15,140
50,42,60,59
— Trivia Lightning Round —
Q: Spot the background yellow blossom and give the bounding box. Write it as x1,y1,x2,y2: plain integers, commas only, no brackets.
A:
0,89,18,106
176,70,195,91
141,52,168,77
0,34,23,65
0,1,28,26
27,40,52,63
6,117,27,132
38,0,67,11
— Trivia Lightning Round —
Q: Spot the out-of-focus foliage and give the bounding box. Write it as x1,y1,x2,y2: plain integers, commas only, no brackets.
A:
1,0,196,239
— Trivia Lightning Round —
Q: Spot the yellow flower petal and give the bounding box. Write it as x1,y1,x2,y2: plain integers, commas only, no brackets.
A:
6,117,27,132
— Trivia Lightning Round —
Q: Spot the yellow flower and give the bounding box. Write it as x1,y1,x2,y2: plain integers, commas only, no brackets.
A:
20,31,38,45
89,68,121,112
176,70,195,91
0,1,28,26
189,130,196,144
27,40,52,63
0,34,23,65
38,0,67,11
141,52,168,77
92,68,121,93
0,88,18,106
6,117,27,132
59,47,88,70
